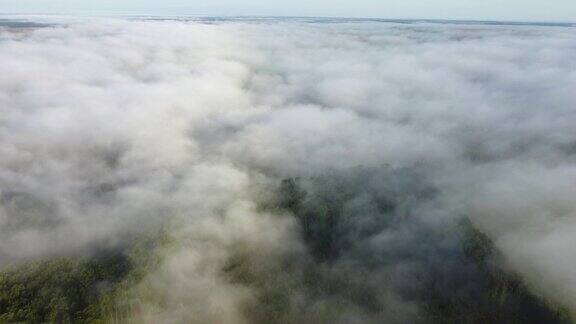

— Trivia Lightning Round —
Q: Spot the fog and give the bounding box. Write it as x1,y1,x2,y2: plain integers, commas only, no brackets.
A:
1,17,575,323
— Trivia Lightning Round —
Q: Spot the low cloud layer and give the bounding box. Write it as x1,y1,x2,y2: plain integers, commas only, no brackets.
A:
1,17,575,323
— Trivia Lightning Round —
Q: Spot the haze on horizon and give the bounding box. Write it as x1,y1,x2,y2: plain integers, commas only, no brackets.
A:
1,5,576,323
1,0,575,23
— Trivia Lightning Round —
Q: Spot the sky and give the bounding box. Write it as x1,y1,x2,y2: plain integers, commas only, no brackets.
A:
0,0,575,22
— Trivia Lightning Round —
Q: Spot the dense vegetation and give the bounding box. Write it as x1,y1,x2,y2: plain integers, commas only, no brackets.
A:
0,254,129,323
0,234,165,323
269,175,571,323
0,174,571,323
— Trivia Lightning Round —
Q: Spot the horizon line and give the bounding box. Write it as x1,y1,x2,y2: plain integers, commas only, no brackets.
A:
1,13,575,26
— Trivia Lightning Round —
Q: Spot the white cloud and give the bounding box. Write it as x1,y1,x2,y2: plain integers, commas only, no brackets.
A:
1,18,576,322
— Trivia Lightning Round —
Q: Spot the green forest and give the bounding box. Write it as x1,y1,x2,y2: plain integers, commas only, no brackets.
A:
0,177,571,323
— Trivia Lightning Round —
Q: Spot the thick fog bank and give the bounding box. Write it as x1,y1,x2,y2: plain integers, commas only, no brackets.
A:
1,18,575,322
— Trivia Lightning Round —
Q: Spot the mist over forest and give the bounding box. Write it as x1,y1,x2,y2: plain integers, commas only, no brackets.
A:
1,17,575,323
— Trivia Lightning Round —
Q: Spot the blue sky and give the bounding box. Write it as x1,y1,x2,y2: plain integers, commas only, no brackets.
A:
1,0,575,22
